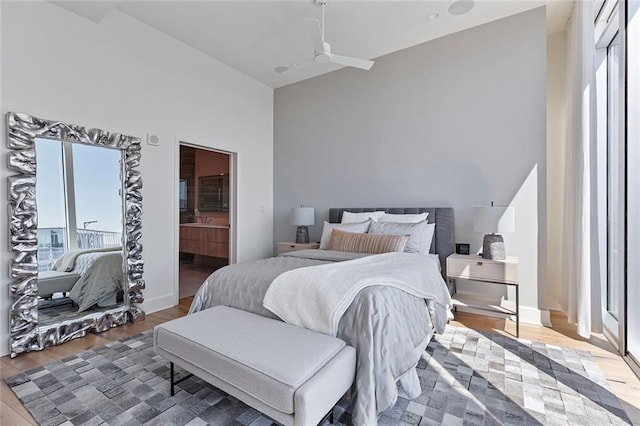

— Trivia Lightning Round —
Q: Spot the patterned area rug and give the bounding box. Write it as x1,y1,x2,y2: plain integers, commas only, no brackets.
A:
5,325,631,426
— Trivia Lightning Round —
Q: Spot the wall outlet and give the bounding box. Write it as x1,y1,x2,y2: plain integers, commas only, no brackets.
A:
147,133,159,146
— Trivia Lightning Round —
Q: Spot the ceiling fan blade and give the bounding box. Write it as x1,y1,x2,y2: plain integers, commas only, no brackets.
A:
328,54,374,70
303,18,325,54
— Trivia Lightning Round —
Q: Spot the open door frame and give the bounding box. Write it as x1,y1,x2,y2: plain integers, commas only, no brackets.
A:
173,137,238,306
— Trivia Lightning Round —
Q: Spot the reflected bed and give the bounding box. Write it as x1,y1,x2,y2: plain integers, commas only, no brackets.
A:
40,247,124,312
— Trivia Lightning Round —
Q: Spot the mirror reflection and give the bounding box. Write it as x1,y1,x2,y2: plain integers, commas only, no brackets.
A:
35,137,125,326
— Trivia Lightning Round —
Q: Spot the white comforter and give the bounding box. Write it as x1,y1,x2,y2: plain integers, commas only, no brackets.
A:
263,252,452,336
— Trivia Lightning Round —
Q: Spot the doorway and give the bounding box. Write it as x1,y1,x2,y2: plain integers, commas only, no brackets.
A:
178,144,233,299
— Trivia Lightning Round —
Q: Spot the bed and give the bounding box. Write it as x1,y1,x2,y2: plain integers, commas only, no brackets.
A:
44,247,124,312
189,207,454,425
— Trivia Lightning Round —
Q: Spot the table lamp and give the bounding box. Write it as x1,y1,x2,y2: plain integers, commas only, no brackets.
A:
473,202,515,260
291,207,315,244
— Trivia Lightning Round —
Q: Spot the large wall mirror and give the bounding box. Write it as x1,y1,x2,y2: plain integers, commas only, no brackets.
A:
6,112,145,357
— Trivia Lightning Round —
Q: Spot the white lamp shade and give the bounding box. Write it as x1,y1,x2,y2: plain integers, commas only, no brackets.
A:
290,207,315,226
473,206,515,234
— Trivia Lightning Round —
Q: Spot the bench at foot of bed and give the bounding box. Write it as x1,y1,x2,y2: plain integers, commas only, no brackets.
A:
153,305,356,426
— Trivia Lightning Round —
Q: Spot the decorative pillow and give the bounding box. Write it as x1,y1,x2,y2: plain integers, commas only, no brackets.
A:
379,212,428,223
340,211,386,223
327,229,409,254
369,220,432,254
319,220,371,249
421,223,436,254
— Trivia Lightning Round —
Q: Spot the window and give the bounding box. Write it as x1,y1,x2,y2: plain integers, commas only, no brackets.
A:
606,31,622,320
595,0,622,339
624,0,640,372
179,179,187,211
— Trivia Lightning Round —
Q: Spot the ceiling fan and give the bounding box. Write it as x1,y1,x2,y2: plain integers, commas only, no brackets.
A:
276,0,374,74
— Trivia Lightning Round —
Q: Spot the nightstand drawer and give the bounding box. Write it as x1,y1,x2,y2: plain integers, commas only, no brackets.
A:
277,242,320,256
447,256,518,284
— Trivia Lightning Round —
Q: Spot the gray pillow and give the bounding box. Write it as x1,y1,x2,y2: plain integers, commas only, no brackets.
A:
369,220,430,254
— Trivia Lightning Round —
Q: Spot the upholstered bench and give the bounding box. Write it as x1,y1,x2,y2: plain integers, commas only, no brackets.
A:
153,306,356,426
38,270,81,299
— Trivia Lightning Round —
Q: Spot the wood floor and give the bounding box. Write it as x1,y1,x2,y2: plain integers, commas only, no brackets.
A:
2,299,639,425
179,263,216,299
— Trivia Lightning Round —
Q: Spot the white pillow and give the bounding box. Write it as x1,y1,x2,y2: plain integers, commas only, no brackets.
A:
319,220,371,249
379,212,428,223
369,220,435,254
340,211,386,223
421,223,436,254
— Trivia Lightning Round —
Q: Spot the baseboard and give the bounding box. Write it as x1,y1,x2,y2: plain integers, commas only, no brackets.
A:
454,305,551,327
0,332,8,357
139,293,178,316
535,307,552,327
544,301,562,311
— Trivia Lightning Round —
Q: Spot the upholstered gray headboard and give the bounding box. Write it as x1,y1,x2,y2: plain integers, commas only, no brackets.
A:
328,207,454,276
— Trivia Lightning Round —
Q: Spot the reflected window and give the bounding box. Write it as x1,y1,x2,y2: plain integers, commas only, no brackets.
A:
35,138,67,271
35,139,123,271
72,143,122,249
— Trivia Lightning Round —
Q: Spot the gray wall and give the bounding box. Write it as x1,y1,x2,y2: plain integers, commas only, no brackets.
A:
274,8,547,320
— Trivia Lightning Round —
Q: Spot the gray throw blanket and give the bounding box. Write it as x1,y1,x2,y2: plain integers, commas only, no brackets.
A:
69,252,123,312
53,246,121,272
189,250,451,425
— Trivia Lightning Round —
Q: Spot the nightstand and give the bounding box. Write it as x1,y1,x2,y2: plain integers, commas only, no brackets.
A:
446,253,520,337
277,242,320,256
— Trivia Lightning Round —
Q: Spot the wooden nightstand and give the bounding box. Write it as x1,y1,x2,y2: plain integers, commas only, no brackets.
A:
446,253,520,337
276,242,320,256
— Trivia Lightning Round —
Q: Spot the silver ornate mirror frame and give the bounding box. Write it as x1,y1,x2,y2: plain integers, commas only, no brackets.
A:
6,112,145,357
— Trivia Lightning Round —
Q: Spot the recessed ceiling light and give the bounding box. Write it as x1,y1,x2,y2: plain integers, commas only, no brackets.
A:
448,0,474,16
427,12,440,21
291,62,299,68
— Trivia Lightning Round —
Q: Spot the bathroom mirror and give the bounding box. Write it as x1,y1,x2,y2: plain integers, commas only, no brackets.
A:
6,112,145,357
198,174,229,212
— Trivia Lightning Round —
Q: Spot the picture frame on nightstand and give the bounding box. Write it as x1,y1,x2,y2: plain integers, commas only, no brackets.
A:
455,243,470,255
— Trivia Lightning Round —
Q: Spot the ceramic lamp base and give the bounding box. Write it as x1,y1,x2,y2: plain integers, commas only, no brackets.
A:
482,233,506,260
295,226,309,244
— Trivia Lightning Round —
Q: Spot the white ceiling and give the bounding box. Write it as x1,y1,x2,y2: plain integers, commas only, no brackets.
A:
52,1,574,89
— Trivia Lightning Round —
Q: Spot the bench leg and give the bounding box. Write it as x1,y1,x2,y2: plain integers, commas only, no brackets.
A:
171,362,175,396
319,407,334,425
170,362,194,397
